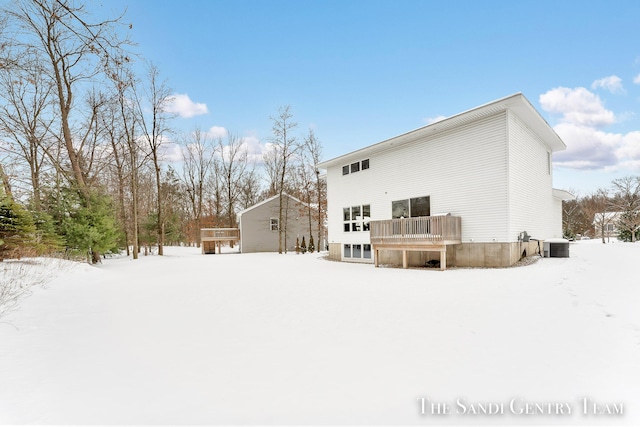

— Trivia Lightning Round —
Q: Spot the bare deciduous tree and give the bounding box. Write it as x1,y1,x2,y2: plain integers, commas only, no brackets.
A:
237,167,261,211
181,127,215,247
0,53,54,210
218,132,252,229
5,0,131,200
134,63,173,256
266,106,299,253
303,128,325,249
611,176,640,242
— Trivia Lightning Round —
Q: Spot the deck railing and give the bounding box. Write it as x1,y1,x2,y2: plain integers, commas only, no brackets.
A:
200,228,240,241
369,215,461,245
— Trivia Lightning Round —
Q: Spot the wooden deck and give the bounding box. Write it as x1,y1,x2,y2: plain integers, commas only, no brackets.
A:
369,216,461,270
200,228,240,254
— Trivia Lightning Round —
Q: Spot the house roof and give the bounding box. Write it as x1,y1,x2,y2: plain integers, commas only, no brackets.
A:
552,188,576,201
236,193,306,218
317,93,566,169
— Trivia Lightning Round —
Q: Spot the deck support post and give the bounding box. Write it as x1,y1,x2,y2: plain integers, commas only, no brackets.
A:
402,250,408,269
374,249,379,267
200,228,241,255
440,249,446,271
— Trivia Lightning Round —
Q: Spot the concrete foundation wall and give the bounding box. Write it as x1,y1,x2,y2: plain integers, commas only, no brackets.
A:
375,241,543,268
328,243,341,261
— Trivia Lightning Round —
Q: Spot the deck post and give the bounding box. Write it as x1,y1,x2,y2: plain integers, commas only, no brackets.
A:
374,248,379,267
402,250,408,269
440,249,446,271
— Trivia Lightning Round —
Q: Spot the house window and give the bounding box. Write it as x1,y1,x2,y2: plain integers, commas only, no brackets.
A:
362,204,371,231
344,243,371,260
393,196,430,218
344,244,352,258
411,196,430,217
270,217,279,231
363,244,372,259
351,205,361,231
343,204,371,232
392,199,410,218
342,159,369,176
353,244,362,258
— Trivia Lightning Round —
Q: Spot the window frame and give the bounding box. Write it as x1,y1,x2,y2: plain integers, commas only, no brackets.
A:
343,204,370,233
393,196,431,219
270,217,279,232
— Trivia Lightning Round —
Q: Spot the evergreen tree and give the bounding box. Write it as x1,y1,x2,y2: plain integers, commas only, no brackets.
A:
308,235,315,253
295,236,300,254
0,196,37,260
300,236,307,254
30,209,63,256
61,191,121,263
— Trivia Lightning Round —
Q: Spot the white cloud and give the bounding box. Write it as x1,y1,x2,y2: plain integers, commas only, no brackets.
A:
209,131,269,165
540,87,615,127
165,93,208,118
615,130,640,161
551,122,621,170
160,142,184,162
238,135,267,164
591,75,625,94
424,115,447,125
540,87,640,172
205,125,228,139
634,74,640,85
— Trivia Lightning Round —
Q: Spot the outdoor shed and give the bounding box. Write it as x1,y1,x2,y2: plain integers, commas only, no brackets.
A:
237,193,320,253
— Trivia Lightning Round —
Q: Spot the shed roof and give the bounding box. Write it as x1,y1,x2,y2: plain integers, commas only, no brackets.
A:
318,93,566,169
237,193,306,218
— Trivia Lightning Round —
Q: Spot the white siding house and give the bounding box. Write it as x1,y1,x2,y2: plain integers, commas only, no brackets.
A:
317,93,573,268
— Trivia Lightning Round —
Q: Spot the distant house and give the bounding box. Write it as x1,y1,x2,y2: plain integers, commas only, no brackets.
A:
317,93,574,269
237,193,320,253
593,211,621,239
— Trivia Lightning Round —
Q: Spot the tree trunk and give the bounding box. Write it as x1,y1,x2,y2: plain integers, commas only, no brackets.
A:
155,163,164,256
0,163,13,200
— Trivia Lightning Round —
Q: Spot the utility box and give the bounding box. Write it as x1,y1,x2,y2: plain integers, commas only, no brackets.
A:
543,238,570,258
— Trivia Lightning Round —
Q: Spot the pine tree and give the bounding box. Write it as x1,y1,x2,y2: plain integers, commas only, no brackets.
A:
30,209,63,256
295,236,300,254
0,196,37,261
300,236,307,254
308,235,315,253
61,191,121,263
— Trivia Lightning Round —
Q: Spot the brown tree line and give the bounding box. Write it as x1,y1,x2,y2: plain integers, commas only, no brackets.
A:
0,0,326,261
563,176,640,243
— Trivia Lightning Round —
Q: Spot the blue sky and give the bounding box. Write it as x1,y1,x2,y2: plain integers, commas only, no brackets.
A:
101,0,640,195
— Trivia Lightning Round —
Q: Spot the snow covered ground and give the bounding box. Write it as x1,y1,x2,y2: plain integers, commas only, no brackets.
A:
0,240,639,425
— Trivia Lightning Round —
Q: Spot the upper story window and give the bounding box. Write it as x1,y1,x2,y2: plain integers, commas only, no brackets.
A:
343,204,371,232
341,159,369,176
270,217,279,231
392,196,430,218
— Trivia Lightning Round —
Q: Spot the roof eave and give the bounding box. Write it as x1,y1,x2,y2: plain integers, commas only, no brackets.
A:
317,93,567,169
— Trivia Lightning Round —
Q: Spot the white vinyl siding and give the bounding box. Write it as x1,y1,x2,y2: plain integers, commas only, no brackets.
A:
325,112,510,249
507,111,560,240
